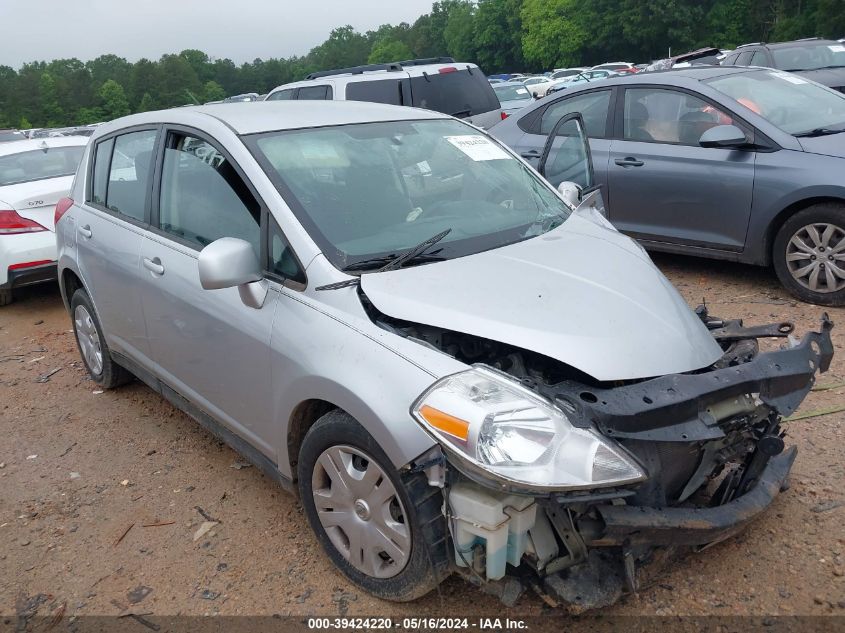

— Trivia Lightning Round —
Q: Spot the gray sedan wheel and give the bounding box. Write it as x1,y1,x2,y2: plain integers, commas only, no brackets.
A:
785,223,845,294
312,444,411,579
774,204,845,306
74,304,104,376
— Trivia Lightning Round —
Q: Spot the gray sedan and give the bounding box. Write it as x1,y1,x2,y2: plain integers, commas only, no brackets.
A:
490,66,845,305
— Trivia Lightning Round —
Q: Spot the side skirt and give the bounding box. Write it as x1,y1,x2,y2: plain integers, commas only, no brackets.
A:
111,351,295,494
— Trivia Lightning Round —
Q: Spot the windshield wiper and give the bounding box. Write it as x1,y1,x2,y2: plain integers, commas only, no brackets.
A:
450,108,471,118
794,127,845,137
315,229,452,291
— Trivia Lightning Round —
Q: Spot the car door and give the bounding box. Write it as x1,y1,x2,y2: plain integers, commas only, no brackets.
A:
138,128,277,457
606,86,755,251
75,128,158,364
509,88,614,191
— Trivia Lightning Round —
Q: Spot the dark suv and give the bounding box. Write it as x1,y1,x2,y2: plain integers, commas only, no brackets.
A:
723,38,845,92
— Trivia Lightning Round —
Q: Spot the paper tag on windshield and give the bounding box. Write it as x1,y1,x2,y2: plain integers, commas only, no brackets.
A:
445,135,511,161
515,88,529,95
770,71,806,84
829,44,845,52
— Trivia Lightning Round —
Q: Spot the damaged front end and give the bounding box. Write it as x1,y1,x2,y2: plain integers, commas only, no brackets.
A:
402,309,834,610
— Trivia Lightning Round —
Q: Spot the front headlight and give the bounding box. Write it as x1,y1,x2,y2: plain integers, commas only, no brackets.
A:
411,366,646,491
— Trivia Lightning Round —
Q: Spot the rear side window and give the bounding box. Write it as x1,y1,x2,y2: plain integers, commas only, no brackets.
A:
749,51,769,66
89,130,156,221
722,53,740,65
297,85,332,100
410,69,499,117
536,90,611,137
0,146,84,186
158,133,260,252
91,138,114,205
267,89,295,101
346,79,405,105
735,50,755,65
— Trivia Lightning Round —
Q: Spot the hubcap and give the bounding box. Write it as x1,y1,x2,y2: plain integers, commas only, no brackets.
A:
311,445,410,579
785,222,845,294
74,305,103,375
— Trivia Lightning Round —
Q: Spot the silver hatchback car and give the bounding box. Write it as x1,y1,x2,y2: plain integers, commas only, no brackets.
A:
56,101,832,609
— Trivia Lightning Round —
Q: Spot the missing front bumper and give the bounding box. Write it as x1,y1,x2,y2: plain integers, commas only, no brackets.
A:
594,445,797,547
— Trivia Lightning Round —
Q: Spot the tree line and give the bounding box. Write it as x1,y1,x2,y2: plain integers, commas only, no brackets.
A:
1,0,843,129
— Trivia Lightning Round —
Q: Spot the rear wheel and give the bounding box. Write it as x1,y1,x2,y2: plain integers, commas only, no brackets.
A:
298,410,450,601
0,289,11,306
70,289,132,388
773,204,845,306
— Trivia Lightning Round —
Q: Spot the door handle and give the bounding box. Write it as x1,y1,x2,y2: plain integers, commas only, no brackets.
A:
142,257,165,276
520,149,542,159
79,225,92,238
615,157,645,167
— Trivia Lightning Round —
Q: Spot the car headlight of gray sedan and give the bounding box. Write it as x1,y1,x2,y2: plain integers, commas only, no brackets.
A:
411,366,646,491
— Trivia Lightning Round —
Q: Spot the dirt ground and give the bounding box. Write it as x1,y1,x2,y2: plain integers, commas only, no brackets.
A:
1,253,844,621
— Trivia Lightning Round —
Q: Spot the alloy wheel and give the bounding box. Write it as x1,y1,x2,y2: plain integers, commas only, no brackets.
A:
311,445,411,579
74,304,103,375
785,222,845,294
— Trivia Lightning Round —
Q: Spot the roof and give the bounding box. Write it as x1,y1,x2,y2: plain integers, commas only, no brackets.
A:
766,38,839,49
97,101,450,137
0,135,88,158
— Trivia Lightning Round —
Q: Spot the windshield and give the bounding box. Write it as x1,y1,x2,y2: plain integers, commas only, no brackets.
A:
0,146,85,186
772,42,845,71
493,84,532,101
409,69,500,117
706,69,845,135
247,119,571,271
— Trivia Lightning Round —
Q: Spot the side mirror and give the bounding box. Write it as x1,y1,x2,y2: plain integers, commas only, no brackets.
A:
198,237,268,309
557,181,582,209
699,124,747,148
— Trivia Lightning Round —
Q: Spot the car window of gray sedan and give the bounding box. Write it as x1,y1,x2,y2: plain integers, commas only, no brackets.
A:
539,90,611,137
158,133,260,252
269,217,306,285
105,130,157,222
623,88,732,145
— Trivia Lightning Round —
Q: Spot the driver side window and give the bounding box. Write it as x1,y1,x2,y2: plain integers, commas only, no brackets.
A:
158,133,261,252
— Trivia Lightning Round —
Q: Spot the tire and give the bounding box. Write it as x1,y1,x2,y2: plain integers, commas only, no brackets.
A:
0,289,11,307
70,288,133,389
298,410,450,601
773,203,845,306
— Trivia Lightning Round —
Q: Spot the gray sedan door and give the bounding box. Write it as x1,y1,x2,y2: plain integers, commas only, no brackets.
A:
607,87,755,251
138,130,277,457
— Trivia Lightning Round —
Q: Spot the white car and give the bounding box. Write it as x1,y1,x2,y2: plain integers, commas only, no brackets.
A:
520,75,557,97
0,137,87,305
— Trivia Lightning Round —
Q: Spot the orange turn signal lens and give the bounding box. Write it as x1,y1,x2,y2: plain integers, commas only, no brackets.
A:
418,405,470,441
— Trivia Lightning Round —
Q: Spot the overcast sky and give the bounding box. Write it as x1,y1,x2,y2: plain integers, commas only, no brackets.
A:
1,0,435,68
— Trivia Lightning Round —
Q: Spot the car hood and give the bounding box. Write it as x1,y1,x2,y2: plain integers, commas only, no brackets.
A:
792,67,845,88
798,133,845,158
361,213,723,382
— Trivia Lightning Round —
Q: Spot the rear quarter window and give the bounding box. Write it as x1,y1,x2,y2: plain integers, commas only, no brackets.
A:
410,69,499,117
345,78,406,106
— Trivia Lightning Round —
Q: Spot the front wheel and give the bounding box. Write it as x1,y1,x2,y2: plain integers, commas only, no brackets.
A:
773,204,845,306
298,410,450,601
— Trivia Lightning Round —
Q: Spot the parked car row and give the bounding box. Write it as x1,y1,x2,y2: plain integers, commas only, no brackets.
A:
48,99,833,611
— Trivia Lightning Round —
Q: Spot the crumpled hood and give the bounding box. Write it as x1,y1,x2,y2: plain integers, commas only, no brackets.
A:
361,213,723,382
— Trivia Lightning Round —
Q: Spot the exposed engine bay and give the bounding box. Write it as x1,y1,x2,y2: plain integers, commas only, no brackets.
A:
365,293,835,610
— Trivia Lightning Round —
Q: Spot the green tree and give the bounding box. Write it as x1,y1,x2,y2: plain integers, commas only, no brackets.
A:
443,1,477,61
202,80,227,102
39,72,64,126
368,38,414,63
521,0,586,68
309,26,371,69
474,0,525,72
19,116,32,129
137,92,156,113
98,79,130,120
